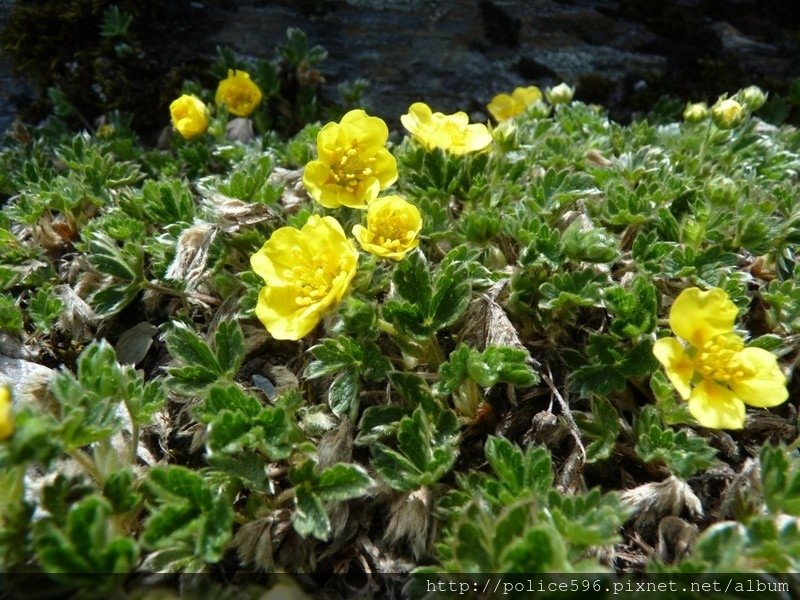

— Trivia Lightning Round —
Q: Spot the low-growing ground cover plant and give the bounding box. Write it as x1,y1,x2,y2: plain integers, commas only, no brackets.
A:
1,30,800,599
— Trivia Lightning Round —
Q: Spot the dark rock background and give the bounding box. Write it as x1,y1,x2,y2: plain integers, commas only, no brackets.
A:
1,0,799,133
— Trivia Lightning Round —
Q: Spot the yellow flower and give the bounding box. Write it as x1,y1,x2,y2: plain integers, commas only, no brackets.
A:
250,215,358,340
215,69,263,117
352,195,422,261
487,86,543,121
653,287,788,429
169,94,209,140
302,109,398,209
0,386,13,441
400,102,492,155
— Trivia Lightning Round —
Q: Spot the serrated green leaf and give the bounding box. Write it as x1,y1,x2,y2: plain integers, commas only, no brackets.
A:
393,249,432,310
574,396,620,463
214,319,244,375
165,321,221,373
328,366,360,419
355,405,408,445
315,463,373,501
371,445,424,491
429,264,471,330
760,445,800,516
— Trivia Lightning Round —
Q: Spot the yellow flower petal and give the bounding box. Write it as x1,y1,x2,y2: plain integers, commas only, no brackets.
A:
169,94,209,140
652,337,694,399
340,109,389,148
669,287,738,347
511,86,543,107
250,215,358,340
487,93,517,121
401,102,491,154
687,379,746,430
0,386,13,441
215,69,263,117
303,111,396,209
730,347,788,408
352,195,422,261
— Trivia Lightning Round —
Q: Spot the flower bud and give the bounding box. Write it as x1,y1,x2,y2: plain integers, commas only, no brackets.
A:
683,102,709,123
739,85,767,111
545,82,575,105
711,98,744,129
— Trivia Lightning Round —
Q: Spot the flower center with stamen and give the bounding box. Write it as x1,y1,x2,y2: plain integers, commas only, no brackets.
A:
693,333,751,384
330,146,376,194
372,211,412,250
285,260,334,307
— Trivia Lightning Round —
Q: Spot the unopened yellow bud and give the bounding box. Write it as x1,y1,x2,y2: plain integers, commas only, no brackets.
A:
739,85,767,111
683,102,709,123
711,98,744,129
545,83,575,105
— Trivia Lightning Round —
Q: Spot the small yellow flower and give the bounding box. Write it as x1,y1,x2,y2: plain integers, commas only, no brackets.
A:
653,287,788,429
487,86,543,121
711,98,744,129
169,94,209,140
400,102,492,155
683,102,709,123
0,386,13,441
215,69,263,117
302,109,398,209
352,195,422,261
545,83,575,105
250,215,358,340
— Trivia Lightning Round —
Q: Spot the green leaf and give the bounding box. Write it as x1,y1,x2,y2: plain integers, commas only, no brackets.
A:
760,445,800,516
393,249,432,311
315,463,373,501
485,436,524,494
0,294,23,335
635,406,717,479
142,466,233,567
293,487,330,541
371,406,459,491
355,405,408,445
304,336,363,379
501,526,565,572
604,276,659,339
27,286,65,334
574,396,620,463
467,346,538,388
214,319,244,375
561,219,618,263
103,470,140,514
371,445,424,491
546,488,626,550
328,366,360,419
33,495,138,586
165,321,221,374
429,263,471,330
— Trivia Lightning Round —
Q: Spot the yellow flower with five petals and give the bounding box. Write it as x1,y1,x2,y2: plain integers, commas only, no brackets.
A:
302,109,398,209
487,86,543,121
250,215,358,340
352,195,422,261
169,94,209,140
401,102,492,155
215,69,263,117
653,287,788,429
